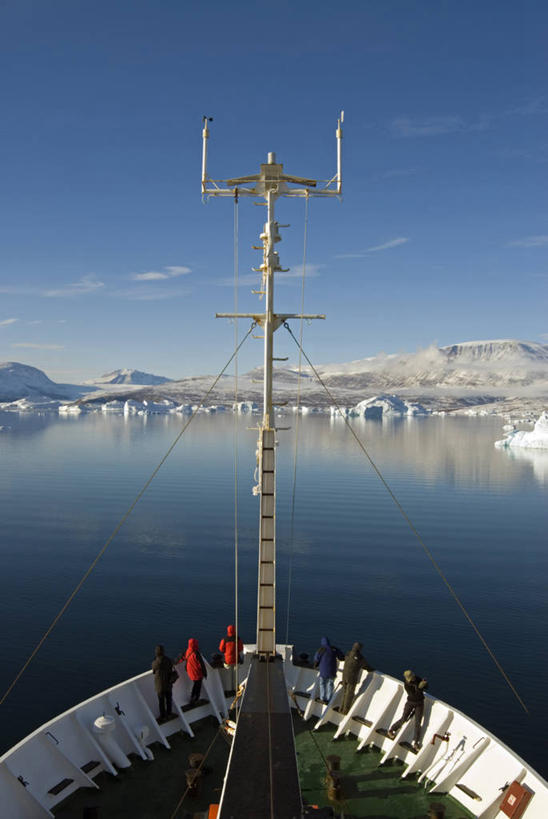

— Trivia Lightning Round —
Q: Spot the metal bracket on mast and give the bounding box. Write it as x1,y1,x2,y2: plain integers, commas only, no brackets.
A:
204,114,342,661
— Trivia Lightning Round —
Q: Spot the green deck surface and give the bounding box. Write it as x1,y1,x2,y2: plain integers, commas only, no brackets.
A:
53,716,229,819
53,712,475,818
294,719,474,818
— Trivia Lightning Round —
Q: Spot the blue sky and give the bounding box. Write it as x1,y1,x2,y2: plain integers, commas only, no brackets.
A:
0,0,547,382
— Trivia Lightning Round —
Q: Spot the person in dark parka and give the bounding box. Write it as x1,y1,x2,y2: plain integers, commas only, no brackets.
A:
151,644,175,722
313,637,344,704
388,669,428,749
340,642,374,715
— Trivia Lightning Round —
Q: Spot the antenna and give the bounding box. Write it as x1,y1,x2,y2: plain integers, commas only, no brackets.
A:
201,112,343,198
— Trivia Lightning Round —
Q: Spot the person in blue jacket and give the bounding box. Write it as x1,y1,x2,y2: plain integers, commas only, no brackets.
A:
313,637,344,704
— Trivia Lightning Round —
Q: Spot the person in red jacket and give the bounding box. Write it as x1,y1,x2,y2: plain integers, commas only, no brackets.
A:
219,624,243,668
182,638,207,704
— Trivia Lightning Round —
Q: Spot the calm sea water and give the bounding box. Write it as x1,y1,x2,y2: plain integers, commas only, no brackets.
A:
0,410,547,776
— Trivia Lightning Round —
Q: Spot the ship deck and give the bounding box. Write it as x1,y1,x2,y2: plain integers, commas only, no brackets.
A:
53,711,473,818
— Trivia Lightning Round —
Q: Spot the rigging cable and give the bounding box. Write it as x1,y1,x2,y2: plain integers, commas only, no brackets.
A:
284,192,309,644
233,191,241,716
0,322,257,708
283,321,529,715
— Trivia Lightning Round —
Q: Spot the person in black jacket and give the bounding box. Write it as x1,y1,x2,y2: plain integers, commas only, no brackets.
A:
151,644,175,722
340,642,374,715
387,669,428,749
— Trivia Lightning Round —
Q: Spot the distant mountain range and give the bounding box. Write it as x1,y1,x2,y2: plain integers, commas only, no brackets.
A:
88,368,172,386
1,340,548,414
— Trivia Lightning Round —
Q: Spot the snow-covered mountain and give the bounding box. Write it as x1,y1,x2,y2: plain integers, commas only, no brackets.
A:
441,339,548,364
313,339,548,391
2,340,547,414
0,362,72,401
90,368,172,386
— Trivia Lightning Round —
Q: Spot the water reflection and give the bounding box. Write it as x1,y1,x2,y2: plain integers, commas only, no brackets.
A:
499,446,548,484
1,411,545,491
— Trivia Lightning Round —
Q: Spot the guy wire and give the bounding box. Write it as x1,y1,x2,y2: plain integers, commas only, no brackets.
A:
284,193,309,644
233,192,241,714
0,323,256,707
283,321,529,715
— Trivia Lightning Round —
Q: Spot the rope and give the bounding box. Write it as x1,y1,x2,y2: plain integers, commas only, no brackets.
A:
233,193,241,714
168,726,222,818
284,193,309,643
0,323,256,708
283,322,529,715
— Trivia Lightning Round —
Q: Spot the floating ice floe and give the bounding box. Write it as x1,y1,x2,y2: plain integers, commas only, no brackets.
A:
173,403,194,414
352,394,429,419
137,399,175,415
59,404,83,414
233,401,259,413
1,397,61,412
495,411,548,450
101,400,125,412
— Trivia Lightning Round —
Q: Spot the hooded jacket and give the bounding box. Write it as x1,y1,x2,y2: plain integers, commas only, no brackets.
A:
313,637,344,678
219,625,244,665
342,642,374,685
404,675,428,704
151,645,174,694
183,638,207,681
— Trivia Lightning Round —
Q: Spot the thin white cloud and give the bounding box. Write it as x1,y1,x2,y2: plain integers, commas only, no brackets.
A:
44,274,104,298
131,265,191,281
278,263,321,280
391,116,465,137
506,97,548,116
367,237,409,252
336,238,409,259
391,114,490,138
507,235,548,248
114,286,191,301
0,317,18,326
11,342,64,350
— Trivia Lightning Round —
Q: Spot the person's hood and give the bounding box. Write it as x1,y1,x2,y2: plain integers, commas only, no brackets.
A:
188,638,199,651
155,644,164,657
320,636,331,647
227,625,235,637
351,642,362,653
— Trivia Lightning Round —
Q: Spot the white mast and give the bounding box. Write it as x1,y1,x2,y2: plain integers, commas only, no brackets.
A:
204,114,343,657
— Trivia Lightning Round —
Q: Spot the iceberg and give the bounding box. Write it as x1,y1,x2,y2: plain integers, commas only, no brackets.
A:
101,400,125,412
137,400,175,415
59,404,83,414
352,394,429,419
0,397,61,412
233,401,259,413
495,411,548,450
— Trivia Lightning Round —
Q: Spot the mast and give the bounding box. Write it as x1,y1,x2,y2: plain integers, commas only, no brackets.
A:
205,115,343,819
204,114,343,658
